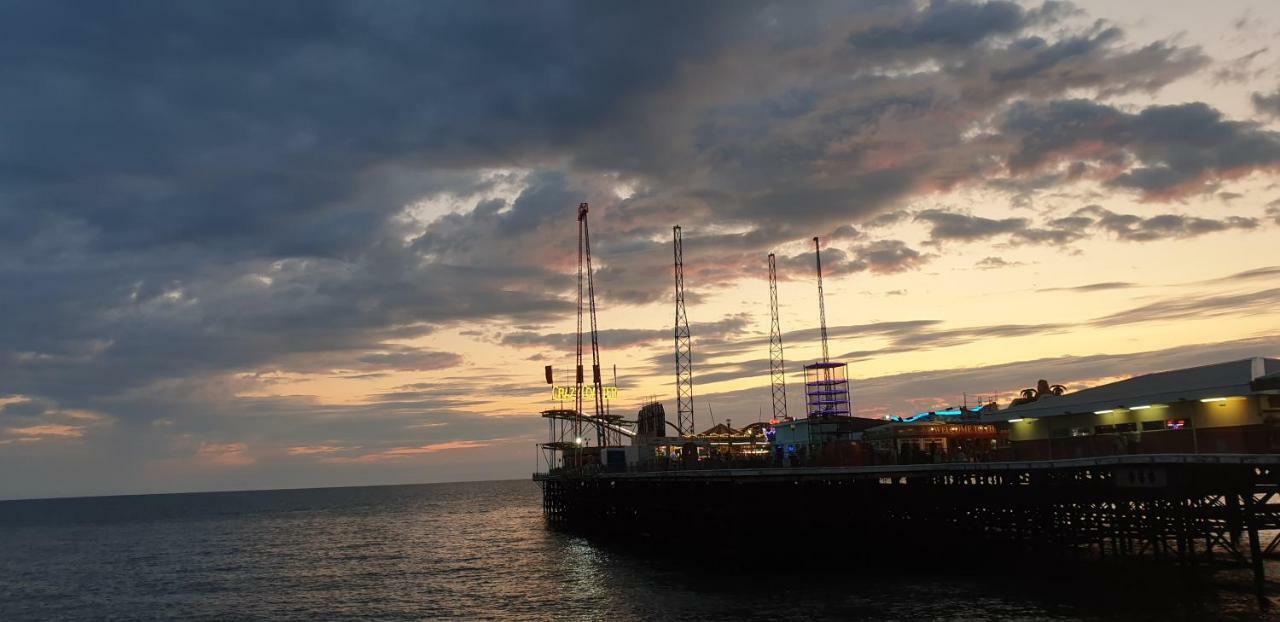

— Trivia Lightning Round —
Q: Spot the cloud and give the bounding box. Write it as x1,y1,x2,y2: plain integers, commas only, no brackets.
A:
882,322,1068,350
916,209,1029,244
320,439,501,464
848,0,1032,52
286,445,356,456
1037,281,1136,293
1001,100,1280,197
501,314,751,350
855,239,930,273
5,424,84,439
1206,265,1280,283
1212,48,1269,85
196,442,254,467
353,350,463,372
1073,205,1258,241
1092,287,1280,327
1254,88,1280,118
863,210,910,228
916,205,1263,247
975,256,1022,270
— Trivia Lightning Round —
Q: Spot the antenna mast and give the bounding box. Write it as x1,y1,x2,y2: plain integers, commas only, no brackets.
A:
814,237,830,364
768,253,788,422
673,225,694,436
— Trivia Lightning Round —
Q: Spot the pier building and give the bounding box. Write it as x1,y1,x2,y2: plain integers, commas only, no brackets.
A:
987,358,1280,460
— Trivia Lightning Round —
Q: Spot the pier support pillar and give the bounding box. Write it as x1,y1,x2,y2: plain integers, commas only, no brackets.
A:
1245,493,1269,608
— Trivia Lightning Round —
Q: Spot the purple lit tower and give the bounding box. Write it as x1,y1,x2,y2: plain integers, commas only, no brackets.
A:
804,361,851,418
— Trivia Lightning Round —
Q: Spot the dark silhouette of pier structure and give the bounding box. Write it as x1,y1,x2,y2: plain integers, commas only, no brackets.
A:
537,455,1280,601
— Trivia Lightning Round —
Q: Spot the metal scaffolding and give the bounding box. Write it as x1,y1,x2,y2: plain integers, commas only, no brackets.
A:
577,203,608,447
813,236,830,364
673,225,694,436
768,253,788,422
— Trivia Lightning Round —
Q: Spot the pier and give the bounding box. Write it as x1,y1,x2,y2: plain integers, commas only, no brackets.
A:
537,454,1280,599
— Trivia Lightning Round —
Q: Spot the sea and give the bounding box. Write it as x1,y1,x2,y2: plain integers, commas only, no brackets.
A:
1,479,1277,621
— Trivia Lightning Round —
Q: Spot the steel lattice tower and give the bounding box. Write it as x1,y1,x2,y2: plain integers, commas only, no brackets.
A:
673,225,694,436
767,253,788,422
813,236,830,364
576,203,607,446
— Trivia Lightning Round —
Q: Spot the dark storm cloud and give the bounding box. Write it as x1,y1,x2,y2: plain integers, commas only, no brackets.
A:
1002,100,1280,196
848,0,1032,52
3,0,740,421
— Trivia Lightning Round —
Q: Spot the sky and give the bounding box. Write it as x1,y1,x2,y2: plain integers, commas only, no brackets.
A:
3,0,1280,499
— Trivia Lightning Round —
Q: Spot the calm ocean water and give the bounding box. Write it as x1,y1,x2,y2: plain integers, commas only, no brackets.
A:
1,479,1276,621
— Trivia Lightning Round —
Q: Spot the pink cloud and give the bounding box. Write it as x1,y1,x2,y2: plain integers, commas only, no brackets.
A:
6,424,84,439
197,442,255,466
320,439,494,464
286,445,358,456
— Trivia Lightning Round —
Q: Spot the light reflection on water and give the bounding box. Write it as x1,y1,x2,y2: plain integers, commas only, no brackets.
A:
0,480,1275,621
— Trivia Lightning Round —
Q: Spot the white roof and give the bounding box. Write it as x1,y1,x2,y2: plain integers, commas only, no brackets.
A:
983,357,1280,423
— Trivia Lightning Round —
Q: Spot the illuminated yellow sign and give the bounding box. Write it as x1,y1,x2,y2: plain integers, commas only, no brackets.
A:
552,385,619,401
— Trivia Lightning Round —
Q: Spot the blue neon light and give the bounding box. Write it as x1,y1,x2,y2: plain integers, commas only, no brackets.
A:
900,408,965,423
